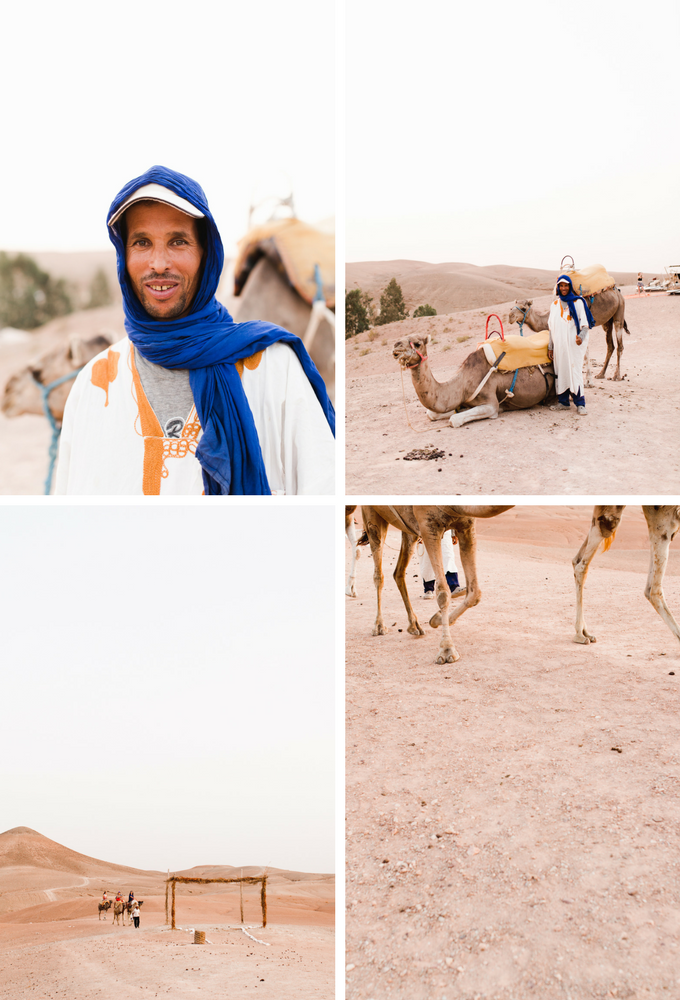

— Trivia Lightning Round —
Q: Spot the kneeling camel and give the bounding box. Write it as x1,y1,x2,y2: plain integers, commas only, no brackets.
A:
393,334,554,428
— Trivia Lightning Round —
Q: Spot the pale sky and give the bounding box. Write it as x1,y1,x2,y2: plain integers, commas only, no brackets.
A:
346,0,680,271
0,0,334,257
0,505,335,874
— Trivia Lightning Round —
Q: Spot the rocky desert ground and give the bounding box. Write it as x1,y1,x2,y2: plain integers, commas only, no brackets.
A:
346,262,679,494
0,827,334,999
346,505,680,1000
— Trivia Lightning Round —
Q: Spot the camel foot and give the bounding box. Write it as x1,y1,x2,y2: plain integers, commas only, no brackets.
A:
611,374,624,381
573,631,597,644
436,647,460,664
372,624,388,636
345,587,356,597
595,372,607,380
429,612,442,629
407,622,425,636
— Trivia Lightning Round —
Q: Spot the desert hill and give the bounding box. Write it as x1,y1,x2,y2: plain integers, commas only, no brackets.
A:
346,259,643,316
0,826,161,879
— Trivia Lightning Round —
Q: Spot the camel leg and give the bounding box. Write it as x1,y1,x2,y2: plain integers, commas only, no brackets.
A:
449,403,499,428
363,509,389,636
573,506,625,643
611,321,625,381
642,507,680,645
392,532,424,636
419,526,456,663
444,521,482,626
345,514,358,597
595,321,614,379
426,407,458,422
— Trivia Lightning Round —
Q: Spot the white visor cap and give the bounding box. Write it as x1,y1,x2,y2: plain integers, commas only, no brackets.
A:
108,183,205,227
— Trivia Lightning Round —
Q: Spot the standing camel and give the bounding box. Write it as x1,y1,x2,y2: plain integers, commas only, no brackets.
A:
352,505,680,663
392,334,555,428
354,505,514,663
509,289,630,383
345,505,359,597
573,506,680,646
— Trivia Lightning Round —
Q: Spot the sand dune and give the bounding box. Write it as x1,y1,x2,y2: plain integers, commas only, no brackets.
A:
346,259,642,316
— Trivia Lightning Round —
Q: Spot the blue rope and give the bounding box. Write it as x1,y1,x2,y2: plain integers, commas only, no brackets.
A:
516,305,527,336
34,367,84,494
509,368,519,394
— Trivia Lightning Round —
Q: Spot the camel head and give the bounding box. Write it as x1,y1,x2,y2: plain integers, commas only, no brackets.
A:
508,300,533,325
2,333,114,422
392,333,430,369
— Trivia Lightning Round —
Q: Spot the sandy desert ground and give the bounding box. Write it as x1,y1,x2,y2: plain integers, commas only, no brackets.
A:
0,828,334,999
346,280,680,494
346,506,680,1000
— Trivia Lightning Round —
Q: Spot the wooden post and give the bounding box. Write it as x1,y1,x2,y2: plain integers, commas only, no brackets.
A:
171,879,176,930
261,875,267,928
165,874,169,925
239,871,244,924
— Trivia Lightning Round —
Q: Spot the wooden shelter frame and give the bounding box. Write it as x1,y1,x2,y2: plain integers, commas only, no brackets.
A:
165,874,268,929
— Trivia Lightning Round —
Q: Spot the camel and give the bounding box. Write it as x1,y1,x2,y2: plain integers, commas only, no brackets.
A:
508,289,630,384
2,334,114,425
98,899,112,920
232,218,335,405
125,898,143,921
112,900,126,926
350,505,680,664
345,505,359,597
393,333,555,428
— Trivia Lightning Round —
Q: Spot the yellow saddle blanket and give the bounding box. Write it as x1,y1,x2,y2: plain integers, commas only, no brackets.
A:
480,330,550,371
234,217,335,308
564,264,615,297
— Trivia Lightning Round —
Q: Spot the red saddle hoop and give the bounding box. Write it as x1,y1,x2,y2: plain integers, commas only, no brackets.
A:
485,314,505,341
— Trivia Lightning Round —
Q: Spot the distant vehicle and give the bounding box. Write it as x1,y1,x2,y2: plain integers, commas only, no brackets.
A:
666,265,680,295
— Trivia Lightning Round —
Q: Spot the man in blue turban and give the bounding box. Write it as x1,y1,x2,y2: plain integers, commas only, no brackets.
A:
55,166,335,495
547,274,594,416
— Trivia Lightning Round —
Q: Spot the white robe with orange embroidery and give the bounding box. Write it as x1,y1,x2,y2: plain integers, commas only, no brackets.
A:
54,338,334,495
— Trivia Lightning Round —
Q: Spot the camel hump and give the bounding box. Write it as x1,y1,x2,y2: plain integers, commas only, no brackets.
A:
90,349,120,407
564,264,615,297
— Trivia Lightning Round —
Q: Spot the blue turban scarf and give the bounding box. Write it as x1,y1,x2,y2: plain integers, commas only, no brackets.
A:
107,165,335,495
556,274,595,335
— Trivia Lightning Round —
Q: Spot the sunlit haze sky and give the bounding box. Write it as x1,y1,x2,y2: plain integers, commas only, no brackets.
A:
346,0,680,272
1,0,334,257
0,506,334,874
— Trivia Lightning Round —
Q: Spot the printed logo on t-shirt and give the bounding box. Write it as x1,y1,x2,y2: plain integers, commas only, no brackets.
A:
164,417,185,439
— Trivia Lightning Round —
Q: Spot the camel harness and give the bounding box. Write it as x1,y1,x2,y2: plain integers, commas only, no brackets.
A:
32,367,84,495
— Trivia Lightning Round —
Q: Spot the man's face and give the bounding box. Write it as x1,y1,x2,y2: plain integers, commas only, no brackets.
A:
124,201,204,320
558,282,570,296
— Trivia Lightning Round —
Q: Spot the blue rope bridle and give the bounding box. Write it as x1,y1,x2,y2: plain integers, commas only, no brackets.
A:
514,304,528,337
33,367,84,494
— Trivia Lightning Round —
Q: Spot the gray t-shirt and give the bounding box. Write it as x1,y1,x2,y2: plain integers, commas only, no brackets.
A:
134,347,195,438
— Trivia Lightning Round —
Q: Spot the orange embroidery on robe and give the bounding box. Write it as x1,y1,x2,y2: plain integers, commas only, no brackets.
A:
129,350,201,495
90,349,120,405
235,350,264,378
